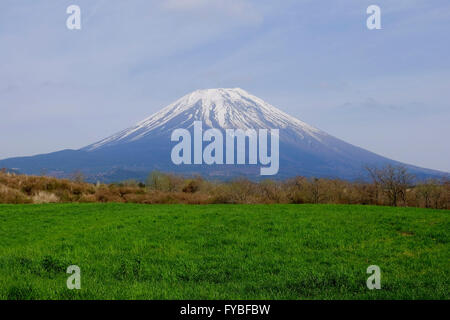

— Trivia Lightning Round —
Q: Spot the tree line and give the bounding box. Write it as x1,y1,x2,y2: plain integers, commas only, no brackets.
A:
0,165,448,209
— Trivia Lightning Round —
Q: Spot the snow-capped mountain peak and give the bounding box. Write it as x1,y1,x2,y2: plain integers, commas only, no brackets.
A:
85,88,325,151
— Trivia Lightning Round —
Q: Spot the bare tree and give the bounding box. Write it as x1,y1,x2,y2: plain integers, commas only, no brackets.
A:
415,179,440,208
366,164,414,206
70,171,85,183
146,171,182,192
307,178,322,204
146,170,164,191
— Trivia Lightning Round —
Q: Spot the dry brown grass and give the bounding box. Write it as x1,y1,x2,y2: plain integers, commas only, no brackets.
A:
0,183,32,204
32,191,60,204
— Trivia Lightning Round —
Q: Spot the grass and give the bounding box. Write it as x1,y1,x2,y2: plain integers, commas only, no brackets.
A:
0,203,448,300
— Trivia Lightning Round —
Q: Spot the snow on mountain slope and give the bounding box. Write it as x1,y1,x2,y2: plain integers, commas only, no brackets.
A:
84,88,326,151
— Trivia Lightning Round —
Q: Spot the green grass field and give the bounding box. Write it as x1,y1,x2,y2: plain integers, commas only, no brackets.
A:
0,203,448,300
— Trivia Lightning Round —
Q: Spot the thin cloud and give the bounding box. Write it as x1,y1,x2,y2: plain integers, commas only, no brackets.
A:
163,0,263,23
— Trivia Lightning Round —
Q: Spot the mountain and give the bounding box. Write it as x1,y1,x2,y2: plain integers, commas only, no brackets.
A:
0,88,446,182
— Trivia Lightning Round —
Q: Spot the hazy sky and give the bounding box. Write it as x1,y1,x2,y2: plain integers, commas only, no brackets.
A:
1,0,449,172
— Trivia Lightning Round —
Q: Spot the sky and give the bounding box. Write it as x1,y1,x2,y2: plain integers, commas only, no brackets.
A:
0,0,449,172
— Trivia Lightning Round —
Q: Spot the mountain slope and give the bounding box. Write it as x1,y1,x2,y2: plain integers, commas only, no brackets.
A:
0,88,446,181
